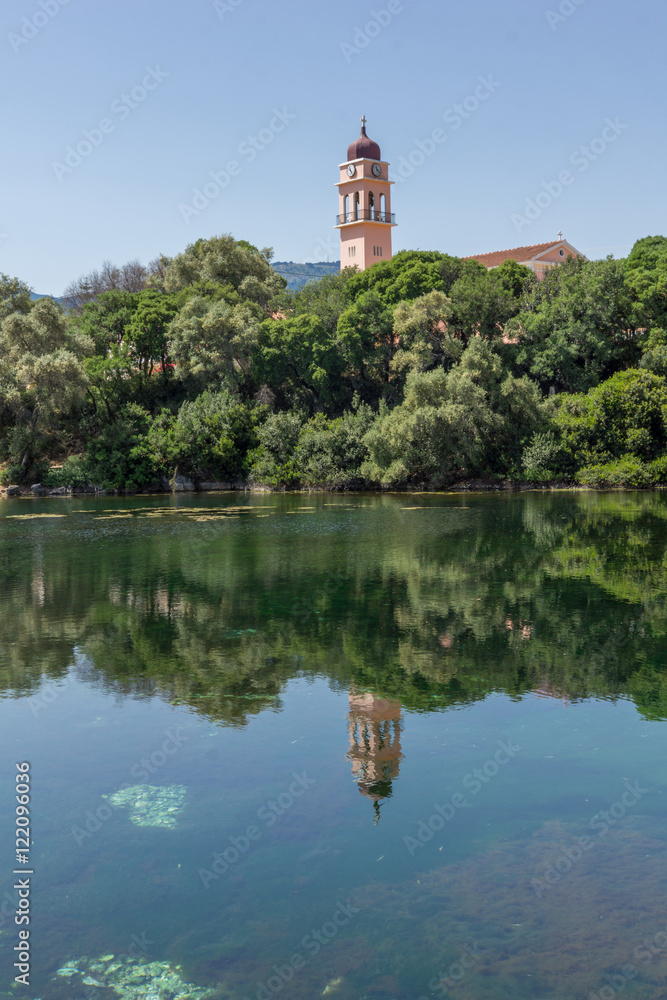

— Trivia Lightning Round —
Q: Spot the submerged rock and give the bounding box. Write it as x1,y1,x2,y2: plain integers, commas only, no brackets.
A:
166,473,195,492
199,480,247,490
104,783,187,828
56,954,217,999
55,961,78,976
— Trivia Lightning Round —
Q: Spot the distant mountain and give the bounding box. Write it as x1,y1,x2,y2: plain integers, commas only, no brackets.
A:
272,260,340,291
31,267,340,301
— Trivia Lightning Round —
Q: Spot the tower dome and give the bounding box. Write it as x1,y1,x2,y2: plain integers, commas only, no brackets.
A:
347,116,381,161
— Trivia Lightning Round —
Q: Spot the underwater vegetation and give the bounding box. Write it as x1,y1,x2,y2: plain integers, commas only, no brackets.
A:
350,816,667,999
104,784,187,828
56,953,218,999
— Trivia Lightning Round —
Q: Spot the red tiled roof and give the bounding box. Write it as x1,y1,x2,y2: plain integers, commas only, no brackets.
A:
463,241,562,268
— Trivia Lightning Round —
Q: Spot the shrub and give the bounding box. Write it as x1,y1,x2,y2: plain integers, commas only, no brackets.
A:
646,455,667,484
0,425,51,485
575,456,651,488
522,431,568,480
292,404,375,487
556,369,667,470
249,412,304,488
639,345,667,377
148,392,261,482
43,456,94,489
85,405,157,490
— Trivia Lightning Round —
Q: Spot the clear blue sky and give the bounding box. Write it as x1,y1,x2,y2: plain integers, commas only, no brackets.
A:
3,0,665,294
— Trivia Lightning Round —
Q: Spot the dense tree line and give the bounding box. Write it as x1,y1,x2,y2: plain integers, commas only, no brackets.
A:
2,232,667,490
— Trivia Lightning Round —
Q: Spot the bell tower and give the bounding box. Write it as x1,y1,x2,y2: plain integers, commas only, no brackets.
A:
335,116,395,271
347,688,403,824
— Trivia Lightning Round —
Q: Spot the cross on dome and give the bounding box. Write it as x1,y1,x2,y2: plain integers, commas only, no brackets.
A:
347,117,381,161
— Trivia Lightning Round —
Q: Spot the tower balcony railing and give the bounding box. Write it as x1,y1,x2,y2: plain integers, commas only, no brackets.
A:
336,209,396,225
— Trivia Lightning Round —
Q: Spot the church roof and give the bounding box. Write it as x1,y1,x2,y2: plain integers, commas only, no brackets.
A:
463,240,571,268
347,119,381,161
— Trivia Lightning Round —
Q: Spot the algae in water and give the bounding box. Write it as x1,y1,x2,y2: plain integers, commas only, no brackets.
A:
104,784,187,828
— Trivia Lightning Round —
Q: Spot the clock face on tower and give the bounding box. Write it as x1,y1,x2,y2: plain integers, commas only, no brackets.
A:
346,164,356,177
372,163,382,177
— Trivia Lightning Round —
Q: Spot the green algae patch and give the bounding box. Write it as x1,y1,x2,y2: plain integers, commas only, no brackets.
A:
104,784,187,828
56,954,216,999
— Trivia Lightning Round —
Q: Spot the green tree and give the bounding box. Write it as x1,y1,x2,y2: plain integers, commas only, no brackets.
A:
448,259,531,344
391,290,459,377
291,403,376,487
82,350,142,424
69,290,142,423
362,339,543,485
345,250,472,305
249,411,304,486
0,273,33,322
639,328,667,376
147,391,261,482
163,234,285,308
123,289,178,377
625,235,667,330
72,288,140,355
506,256,636,393
494,258,536,299
85,404,157,490
0,299,91,479
362,341,496,485
281,268,356,335
555,368,667,468
336,290,396,400
169,297,263,394
253,315,346,414
447,337,544,473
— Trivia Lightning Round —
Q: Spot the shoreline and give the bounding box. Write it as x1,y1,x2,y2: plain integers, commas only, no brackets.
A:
2,479,665,499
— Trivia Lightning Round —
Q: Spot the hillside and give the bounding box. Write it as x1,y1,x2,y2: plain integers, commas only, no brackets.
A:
272,260,340,290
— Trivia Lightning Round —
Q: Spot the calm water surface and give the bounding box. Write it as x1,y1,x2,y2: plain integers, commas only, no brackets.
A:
1,492,667,1000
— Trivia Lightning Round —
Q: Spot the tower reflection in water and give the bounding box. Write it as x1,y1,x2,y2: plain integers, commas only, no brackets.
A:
346,688,404,823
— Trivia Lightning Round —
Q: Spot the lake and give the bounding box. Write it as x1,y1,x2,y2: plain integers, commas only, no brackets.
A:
1,491,667,1000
